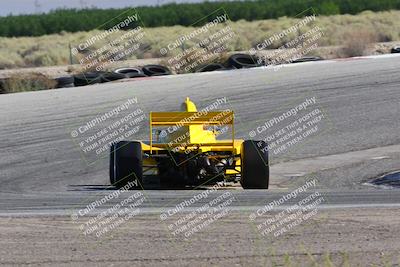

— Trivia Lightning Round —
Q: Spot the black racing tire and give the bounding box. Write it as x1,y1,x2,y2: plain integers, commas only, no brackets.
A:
227,53,260,69
125,72,148,78
240,140,269,189
73,72,103,87
196,63,226,72
100,72,127,83
113,68,148,78
142,65,171,76
391,46,400,53
55,76,75,88
0,78,8,94
292,56,323,63
114,67,143,75
110,141,143,189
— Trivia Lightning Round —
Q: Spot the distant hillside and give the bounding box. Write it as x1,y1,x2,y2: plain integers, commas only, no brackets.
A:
0,0,400,37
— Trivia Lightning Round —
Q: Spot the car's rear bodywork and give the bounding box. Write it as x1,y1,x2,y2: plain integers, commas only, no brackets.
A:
110,98,269,189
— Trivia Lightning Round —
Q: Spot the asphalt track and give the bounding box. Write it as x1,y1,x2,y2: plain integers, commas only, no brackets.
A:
1,190,400,217
0,54,400,213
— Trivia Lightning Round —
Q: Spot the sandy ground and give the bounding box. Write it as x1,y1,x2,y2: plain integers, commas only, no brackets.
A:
0,208,399,266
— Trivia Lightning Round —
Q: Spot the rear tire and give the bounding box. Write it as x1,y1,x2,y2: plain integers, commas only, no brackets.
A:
110,141,143,189
240,140,269,189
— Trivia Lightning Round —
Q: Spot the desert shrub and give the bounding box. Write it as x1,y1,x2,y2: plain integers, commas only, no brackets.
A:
340,29,378,57
1,73,57,93
0,10,399,68
0,52,24,69
24,51,57,66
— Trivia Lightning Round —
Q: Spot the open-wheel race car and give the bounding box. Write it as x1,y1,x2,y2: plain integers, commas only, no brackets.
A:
110,98,269,189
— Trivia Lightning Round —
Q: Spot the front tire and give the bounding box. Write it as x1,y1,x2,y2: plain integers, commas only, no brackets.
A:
110,141,143,189
240,140,269,189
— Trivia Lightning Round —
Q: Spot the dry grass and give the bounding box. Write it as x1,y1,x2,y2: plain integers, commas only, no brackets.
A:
0,72,57,93
338,29,379,57
0,10,399,70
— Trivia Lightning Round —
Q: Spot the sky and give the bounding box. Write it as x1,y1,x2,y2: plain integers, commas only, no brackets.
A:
0,0,223,16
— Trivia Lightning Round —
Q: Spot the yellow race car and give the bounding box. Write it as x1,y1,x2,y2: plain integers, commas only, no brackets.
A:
110,98,269,189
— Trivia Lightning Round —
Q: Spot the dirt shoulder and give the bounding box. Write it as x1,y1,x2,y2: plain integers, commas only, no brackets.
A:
0,208,399,266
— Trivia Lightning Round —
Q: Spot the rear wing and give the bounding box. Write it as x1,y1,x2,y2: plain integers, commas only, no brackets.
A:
149,110,235,151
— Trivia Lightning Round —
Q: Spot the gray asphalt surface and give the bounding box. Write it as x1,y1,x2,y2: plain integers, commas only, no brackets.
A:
1,55,400,267
0,190,400,217
0,55,399,208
